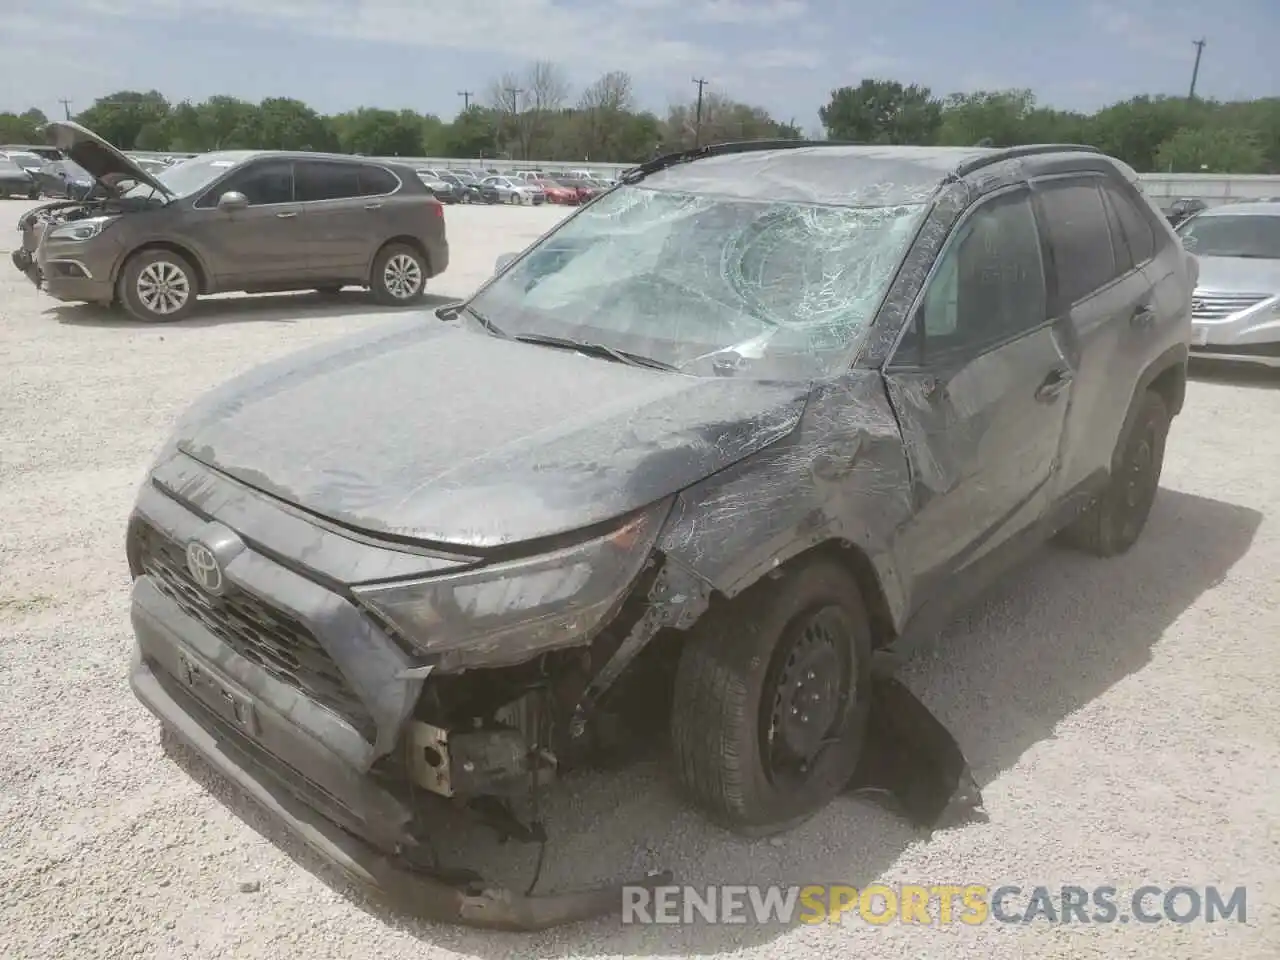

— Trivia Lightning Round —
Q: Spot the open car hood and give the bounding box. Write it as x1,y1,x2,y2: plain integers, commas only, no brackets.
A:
44,120,174,198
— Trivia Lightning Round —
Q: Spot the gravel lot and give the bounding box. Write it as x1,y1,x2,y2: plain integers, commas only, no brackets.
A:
1,196,1277,960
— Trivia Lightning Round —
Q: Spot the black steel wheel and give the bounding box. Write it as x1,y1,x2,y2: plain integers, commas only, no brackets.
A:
1058,389,1169,556
671,558,872,835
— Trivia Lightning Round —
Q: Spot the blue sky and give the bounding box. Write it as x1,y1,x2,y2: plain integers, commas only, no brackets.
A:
3,0,1276,136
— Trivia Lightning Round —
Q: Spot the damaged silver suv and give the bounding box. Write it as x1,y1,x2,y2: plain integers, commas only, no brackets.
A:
126,141,1193,928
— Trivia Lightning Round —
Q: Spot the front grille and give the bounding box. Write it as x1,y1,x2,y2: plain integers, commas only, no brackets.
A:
1191,291,1270,322
133,521,376,739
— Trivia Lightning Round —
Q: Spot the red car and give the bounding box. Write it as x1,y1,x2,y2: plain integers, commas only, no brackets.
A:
558,178,603,204
534,179,579,205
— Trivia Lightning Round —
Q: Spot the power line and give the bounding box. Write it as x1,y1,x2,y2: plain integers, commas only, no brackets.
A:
504,87,524,111
457,90,474,110
1188,38,1206,99
692,77,708,148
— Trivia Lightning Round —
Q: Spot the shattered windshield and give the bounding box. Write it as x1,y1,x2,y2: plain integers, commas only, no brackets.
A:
467,185,926,378
1178,214,1280,259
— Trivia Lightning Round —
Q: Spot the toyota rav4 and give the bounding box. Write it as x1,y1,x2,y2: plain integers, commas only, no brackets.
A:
125,140,1193,927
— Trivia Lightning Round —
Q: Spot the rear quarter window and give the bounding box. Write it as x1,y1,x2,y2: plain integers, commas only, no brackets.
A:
358,165,399,196
1036,179,1120,304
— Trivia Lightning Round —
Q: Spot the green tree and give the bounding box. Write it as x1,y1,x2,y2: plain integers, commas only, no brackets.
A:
0,110,46,143
249,97,338,151
1086,95,1209,172
436,106,500,158
818,79,941,144
75,91,170,149
1155,127,1267,173
936,89,1036,147
331,107,429,156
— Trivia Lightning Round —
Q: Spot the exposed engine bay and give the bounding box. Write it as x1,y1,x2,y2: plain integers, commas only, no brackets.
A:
12,191,160,287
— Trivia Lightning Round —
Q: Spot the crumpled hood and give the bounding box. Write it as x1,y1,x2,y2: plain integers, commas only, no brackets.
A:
44,120,173,198
1193,255,1280,295
174,316,810,548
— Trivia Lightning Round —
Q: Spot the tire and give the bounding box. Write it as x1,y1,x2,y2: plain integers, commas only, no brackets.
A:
117,248,198,322
1058,389,1169,557
670,558,873,836
369,242,427,306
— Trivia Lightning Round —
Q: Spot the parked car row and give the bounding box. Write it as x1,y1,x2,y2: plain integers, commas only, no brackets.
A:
411,165,616,206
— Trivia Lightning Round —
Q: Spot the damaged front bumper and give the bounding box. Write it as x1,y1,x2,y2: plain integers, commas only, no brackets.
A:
130,647,671,929
11,246,43,288
130,584,671,930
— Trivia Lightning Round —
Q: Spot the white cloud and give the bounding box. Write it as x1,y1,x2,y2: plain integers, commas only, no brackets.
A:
32,0,818,83
690,0,807,25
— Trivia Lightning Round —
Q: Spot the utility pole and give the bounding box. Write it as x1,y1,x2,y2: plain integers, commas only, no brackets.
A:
58,98,72,120
457,90,473,110
1188,38,1206,99
692,77,708,147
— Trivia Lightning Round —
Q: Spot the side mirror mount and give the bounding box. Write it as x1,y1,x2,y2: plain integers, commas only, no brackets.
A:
217,191,248,211
494,252,518,275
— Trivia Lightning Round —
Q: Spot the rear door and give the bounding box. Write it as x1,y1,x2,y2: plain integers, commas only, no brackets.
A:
884,185,1073,599
185,159,304,285
294,159,397,278
1031,175,1159,501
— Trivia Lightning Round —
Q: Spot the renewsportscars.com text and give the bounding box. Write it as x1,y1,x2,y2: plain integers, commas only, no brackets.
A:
621,884,1248,925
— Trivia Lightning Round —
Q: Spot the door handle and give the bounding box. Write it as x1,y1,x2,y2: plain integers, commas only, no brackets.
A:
1035,367,1072,402
364,202,383,210
1130,305,1156,328
275,211,297,219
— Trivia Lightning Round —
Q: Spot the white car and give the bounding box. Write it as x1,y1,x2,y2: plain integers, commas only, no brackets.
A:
482,176,544,205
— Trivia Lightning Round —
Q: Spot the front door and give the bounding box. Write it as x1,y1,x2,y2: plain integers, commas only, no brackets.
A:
883,185,1073,611
184,159,306,286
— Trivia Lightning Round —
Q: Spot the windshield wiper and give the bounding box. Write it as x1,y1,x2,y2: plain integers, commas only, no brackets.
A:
511,333,678,371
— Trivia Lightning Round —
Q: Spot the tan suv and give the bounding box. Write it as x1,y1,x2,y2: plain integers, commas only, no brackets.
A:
11,122,449,322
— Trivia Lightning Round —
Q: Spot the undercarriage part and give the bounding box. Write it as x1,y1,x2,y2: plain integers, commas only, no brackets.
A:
405,720,555,798
846,675,985,829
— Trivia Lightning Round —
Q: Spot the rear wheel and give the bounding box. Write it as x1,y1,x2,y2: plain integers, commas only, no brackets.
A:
671,558,872,835
118,248,198,322
369,242,427,306
1058,389,1169,556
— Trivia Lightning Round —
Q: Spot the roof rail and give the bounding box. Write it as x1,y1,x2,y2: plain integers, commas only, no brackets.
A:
951,143,1104,177
619,138,855,184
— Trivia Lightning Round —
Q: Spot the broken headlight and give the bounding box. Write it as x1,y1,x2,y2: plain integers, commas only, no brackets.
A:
352,500,670,670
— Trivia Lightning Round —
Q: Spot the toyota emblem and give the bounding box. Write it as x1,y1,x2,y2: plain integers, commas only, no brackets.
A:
185,540,225,595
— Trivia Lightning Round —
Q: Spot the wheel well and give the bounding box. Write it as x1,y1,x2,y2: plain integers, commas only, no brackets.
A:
119,242,210,295
374,236,431,278
1148,361,1186,417
801,540,898,649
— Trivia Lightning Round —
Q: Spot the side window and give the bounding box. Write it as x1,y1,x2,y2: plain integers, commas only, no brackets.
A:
1100,188,1135,275
1036,179,1119,304
896,189,1048,363
203,160,294,206
357,165,398,196
294,161,362,202
1102,181,1158,265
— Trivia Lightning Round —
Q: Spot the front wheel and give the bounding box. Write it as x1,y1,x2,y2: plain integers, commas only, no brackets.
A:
1058,389,1169,556
369,242,427,306
118,248,198,322
671,558,872,836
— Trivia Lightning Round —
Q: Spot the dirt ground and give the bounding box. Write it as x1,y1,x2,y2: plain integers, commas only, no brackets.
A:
1,197,1277,959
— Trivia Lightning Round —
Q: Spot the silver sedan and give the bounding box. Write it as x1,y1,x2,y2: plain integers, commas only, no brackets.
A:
1180,201,1280,368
